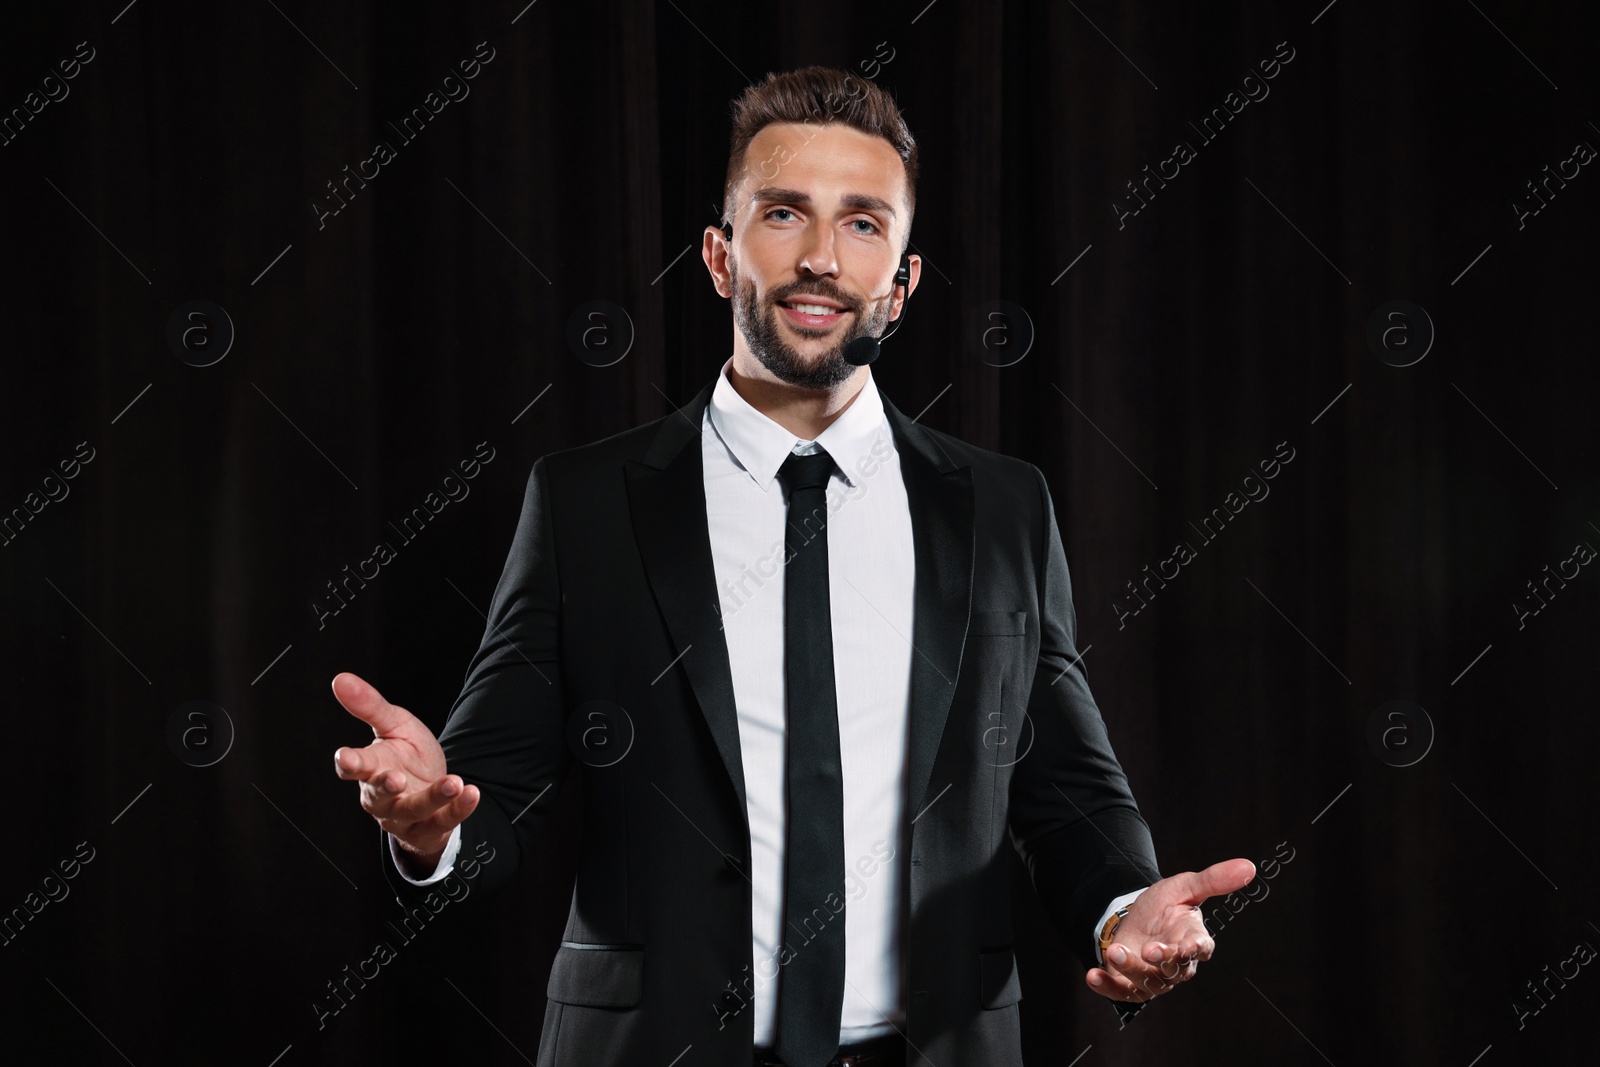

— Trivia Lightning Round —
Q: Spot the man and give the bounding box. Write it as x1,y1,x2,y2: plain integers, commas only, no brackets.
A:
333,66,1254,1067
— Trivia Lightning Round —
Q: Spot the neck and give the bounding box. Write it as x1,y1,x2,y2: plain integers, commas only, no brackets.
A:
726,352,867,440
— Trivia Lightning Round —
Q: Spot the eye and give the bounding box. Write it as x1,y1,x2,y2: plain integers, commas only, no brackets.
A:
851,218,881,235
764,208,797,222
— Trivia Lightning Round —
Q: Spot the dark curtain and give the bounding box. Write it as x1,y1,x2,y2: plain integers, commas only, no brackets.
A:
3,2,1594,1064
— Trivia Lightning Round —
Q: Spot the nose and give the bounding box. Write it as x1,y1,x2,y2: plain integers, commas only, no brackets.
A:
797,220,839,279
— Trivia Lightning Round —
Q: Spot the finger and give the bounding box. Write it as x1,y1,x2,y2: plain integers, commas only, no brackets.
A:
334,744,400,783
1107,941,1164,974
1105,942,1176,995
1156,951,1200,982
1142,939,1174,965
378,768,410,795
1086,968,1149,1002
331,672,417,737
1108,964,1169,1002
1155,935,1209,983
1163,934,1214,963
1141,936,1204,968
401,785,480,847
1174,857,1257,904
414,783,480,837
385,775,466,824
357,770,415,820
1159,959,1200,985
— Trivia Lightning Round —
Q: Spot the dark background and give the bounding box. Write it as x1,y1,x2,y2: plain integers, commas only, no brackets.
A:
3,1,1595,1064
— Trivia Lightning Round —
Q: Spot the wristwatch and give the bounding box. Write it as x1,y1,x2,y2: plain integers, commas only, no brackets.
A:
1098,904,1132,958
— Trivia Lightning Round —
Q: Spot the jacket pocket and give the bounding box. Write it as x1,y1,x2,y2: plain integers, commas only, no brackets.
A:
979,945,1022,1008
968,610,1027,636
547,942,645,1008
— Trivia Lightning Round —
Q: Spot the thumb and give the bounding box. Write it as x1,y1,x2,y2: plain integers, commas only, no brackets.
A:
331,672,416,736
1172,858,1257,904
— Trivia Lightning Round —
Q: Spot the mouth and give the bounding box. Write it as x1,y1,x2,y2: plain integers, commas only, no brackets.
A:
777,297,851,330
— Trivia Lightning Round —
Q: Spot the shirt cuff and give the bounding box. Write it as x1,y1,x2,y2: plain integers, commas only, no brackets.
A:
388,824,463,886
1093,887,1148,966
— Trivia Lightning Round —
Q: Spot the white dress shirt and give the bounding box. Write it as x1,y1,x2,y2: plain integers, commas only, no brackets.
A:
392,357,1143,1037
702,357,914,1044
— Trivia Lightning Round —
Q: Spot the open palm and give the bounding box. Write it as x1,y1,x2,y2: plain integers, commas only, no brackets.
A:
1086,857,1257,1003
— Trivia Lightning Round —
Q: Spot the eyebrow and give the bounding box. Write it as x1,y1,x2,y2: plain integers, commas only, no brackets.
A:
750,187,898,221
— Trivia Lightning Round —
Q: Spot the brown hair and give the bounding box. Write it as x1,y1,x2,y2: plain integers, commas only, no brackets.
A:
722,66,918,245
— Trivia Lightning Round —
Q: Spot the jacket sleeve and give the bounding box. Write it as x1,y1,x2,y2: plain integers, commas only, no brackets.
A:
380,454,573,904
1007,464,1160,980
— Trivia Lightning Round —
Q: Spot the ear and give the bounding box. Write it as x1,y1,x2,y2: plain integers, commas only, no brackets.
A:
889,254,921,322
702,225,734,299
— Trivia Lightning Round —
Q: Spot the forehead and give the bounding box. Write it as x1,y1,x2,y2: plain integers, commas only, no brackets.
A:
737,121,908,214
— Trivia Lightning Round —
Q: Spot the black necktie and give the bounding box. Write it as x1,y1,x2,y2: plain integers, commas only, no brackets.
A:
772,449,847,1067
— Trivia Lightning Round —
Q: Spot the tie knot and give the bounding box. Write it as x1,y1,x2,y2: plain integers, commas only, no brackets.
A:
778,450,836,494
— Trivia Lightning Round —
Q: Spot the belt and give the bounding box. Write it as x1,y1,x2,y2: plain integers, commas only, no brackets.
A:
753,1033,906,1067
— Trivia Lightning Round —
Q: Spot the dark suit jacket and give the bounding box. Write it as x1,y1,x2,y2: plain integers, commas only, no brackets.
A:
381,374,1161,1065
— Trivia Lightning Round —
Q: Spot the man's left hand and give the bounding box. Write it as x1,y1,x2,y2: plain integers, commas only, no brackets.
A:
1085,857,1256,1003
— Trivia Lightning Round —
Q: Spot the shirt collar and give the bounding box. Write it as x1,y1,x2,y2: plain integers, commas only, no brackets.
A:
707,355,889,491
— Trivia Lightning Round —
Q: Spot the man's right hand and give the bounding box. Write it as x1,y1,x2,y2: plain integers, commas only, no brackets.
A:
331,672,479,876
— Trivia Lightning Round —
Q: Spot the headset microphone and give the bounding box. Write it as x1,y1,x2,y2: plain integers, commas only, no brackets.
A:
843,252,913,367
721,222,911,368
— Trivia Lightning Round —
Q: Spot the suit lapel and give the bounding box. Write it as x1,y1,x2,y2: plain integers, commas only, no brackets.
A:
625,379,750,823
625,377,976,831
881,394,975,820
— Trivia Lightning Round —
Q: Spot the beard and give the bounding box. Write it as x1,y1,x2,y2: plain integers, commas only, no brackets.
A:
730,256,893,391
